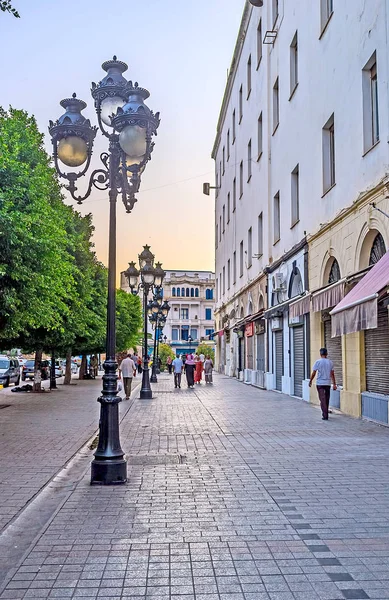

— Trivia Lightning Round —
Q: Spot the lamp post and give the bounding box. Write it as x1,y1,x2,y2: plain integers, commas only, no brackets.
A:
48,57,160,485
124,248,165,398
148,285,169,383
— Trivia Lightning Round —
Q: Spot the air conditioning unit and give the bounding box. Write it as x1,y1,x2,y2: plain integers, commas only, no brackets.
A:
272,272,285,291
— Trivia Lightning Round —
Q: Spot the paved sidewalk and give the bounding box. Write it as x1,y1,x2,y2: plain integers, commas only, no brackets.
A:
2,374,389,599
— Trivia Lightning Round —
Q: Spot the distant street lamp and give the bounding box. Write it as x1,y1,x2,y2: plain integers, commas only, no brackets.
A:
149,295,170,382
124,247,166,398
188,335,193,352
48,57,160,485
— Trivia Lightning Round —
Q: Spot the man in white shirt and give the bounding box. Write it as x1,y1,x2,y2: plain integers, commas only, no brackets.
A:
199,353,205,363
309,347,337,420
119,354,135,400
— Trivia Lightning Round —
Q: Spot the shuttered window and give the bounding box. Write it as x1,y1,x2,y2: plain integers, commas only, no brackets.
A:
324,319,343,386
274,330,283,391
365,305,389,396
293,326,304,397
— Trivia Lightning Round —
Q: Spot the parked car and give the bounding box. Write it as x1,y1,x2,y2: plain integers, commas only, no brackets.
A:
71,361,78,374
55,360,65,378
0,356,21,387
22,359,50,381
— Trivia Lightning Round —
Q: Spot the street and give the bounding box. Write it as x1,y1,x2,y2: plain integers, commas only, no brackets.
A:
1,374,388,599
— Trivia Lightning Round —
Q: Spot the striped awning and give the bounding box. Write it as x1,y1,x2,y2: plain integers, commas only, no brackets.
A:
289,295,310,319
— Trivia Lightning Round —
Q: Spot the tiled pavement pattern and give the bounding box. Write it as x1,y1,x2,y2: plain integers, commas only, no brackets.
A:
2,374,389,599
0,379,102,532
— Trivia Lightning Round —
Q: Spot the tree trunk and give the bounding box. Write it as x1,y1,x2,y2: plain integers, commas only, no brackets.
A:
64,348,72,385
33,349,42,393
79,354,87,380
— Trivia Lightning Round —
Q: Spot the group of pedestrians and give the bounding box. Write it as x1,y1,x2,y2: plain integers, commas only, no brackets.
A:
171,353,214,389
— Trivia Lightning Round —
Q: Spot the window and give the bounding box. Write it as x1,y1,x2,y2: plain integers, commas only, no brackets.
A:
291,164,299,226
273,78,279,132
172,287,176,297
177,287,181,297
257,113,263,159
181,326,189,341
181,287,185,297
227,259,231,290
219,215,222,241
322,114,335,193
273,192,280,244
239,161,243,197
239,85,243,122
222,146,225,174
233,251,237,284
172,328,179,341
257,19,262,67
240,241,244,277
227,192,230,223
227,129,230,160
222,266,225,295
181,308,189,320
215,223,218,249
205,308,212,320
320,0,333,32
233,177,236,211
222,205,225,232
272,0,279,27
247,55,252,98
205,288,213,300
247,139,252,181
219,161,222,186
205,328,215,338
258,213,263,256
216,279,218,302
190,328,198,340
290,31,298,96
190,288,194,297
363,52,379,152
186,288,190,297
232,110,236,142
195,288,199,297
248,227,252,268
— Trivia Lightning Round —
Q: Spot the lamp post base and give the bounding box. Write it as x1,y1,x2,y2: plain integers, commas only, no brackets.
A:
150,364,158,383
90,458,127,485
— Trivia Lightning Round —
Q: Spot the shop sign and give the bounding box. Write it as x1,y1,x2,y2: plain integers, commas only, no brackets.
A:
255,319,265,335
245,322,254,337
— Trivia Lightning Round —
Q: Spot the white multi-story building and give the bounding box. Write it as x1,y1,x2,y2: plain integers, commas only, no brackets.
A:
162,271,215,356
212,0,389,418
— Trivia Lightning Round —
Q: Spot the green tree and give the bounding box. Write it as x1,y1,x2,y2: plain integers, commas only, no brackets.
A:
0,1,19,17
115,289,142,353
158,343,175,372
195,343,215,362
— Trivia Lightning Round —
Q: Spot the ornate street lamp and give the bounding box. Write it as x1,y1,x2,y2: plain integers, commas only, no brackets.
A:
124,246,164,398
48,57,160,486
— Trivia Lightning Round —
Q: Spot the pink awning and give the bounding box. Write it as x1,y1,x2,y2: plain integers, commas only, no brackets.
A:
311,280,345,312
289,295,310,319
330,251,389,336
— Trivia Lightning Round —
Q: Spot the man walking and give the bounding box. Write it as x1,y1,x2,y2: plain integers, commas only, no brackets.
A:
119,353,135,400
309,347,337,420
172,354,183,389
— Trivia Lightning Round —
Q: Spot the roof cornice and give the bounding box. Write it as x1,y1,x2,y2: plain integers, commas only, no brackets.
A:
211,1,252,159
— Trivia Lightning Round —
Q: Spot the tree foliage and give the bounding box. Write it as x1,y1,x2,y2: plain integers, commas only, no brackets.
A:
158,343,175,371
0,1,19,17
195,343,215,362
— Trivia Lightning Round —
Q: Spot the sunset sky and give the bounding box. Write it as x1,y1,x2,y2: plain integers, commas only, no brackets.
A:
0,0,245,277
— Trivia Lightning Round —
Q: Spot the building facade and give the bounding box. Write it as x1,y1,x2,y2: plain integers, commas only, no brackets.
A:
213,0,389,418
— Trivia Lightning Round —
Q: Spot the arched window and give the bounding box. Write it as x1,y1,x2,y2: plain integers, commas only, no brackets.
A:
369,232,386,265
195,288,199,297
205,288,213,300
328,259,341,284
289,267,303,299
177,288,181,297
186,288,189,297
181,287,185,296
190,288,194,297
172,287,176,297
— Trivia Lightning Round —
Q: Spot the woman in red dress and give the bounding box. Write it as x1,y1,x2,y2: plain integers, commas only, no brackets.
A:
194,355,203,384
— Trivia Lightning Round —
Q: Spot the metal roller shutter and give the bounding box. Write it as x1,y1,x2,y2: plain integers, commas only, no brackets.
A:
365,305,389,395
256,333,265,372
293,326,304,397
324,319,343,386
274,330,283,391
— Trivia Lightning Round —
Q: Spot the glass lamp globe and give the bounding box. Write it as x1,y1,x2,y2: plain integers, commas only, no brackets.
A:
57,136,88,167
119,125,147,163
142,264,155,286
100,96,126,127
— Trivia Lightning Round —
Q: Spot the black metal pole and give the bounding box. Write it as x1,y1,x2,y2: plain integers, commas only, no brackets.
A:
156,328,161,374
150,320,158,383
50,351,57,390
140,285,153,398
91,141,127,485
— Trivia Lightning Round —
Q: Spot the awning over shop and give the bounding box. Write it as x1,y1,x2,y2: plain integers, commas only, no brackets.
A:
330,251,389,336
264,298,292,319
289,295,310,319
247,309,265,322
311,279,346,312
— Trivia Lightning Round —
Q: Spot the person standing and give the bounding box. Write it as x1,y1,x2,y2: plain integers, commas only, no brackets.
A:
137,355,142,374
204,355,214,384
167,356,173,374
172,355,183,388
194,355,203,384
199,352,205,364
185,354,196,388
119,353,135,400
309,347,337,420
